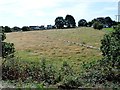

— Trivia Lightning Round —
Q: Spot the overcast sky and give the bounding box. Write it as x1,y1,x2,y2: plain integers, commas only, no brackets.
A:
0,0,119,27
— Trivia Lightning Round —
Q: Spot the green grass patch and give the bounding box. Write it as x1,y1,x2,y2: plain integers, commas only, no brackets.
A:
103,28,114,32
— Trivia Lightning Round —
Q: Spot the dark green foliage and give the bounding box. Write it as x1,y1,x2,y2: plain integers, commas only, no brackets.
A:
22,26,31,31
93,22,103,30
81,25,120,88
100,26,120,82
78,19,87,27
87,21,93,27
104,17,113,27
1,29,15,58
13,26,21,32
55,17,65,29
65,15,76,28
90,16,116,28
2,42,15,58
2,58,57,85
1,32,6,41
55,15,76,29
4,26,12,32
60,61,74,76
0,26,6,41
57,61,80,88
40,58,56,84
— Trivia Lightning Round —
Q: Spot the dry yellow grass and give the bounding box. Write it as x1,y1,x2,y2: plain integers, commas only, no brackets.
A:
5,27,105,70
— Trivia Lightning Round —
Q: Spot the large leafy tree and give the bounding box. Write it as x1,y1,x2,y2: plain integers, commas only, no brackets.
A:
55,17,65,29
91,16,114,28
78,19,87,27
104,17,113,27
65,15,76,28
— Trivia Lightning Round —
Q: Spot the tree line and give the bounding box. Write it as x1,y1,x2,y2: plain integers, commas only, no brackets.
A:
55,14,117,30
0,14,118,33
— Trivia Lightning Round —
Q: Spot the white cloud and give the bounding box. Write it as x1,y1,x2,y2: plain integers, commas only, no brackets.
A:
0,0,118,27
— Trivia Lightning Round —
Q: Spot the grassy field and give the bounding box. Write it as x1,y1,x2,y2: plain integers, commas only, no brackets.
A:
5,27,108,71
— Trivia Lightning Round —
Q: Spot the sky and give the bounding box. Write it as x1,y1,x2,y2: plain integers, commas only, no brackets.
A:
0,0,119,27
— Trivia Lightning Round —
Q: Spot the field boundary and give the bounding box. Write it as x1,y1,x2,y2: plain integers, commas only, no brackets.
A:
58,39,100,50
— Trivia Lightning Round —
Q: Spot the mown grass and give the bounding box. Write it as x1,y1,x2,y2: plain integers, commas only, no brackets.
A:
5,27,107,71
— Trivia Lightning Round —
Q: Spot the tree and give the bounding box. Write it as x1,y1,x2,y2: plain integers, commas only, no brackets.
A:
13,26,21,32
55,17,65,29
4,26,12,33
78,19,87,27
65,15,76,28
22,26,30,31
87,21,93,27
104,17,113,27
91,16,114,28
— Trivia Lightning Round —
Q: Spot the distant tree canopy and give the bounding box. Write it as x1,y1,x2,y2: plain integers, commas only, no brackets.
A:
65,15,76,28
55,17,65,29
13,26,21,32
91,16,114,28
22,26,31,31
4,26,12,33
55,15,76,29
78,19,87,27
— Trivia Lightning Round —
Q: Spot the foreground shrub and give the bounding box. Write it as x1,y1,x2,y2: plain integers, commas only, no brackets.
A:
81,25,120,88
100,26,120,82
57,61,80,88
2,57,57,86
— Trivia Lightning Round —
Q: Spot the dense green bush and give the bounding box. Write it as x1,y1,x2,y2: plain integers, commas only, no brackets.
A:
57,61,80,88
1,28,15,59
81,25,120,88
2,58,57,86
2,42,15,58
93,22,103,30
100,26,120,82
